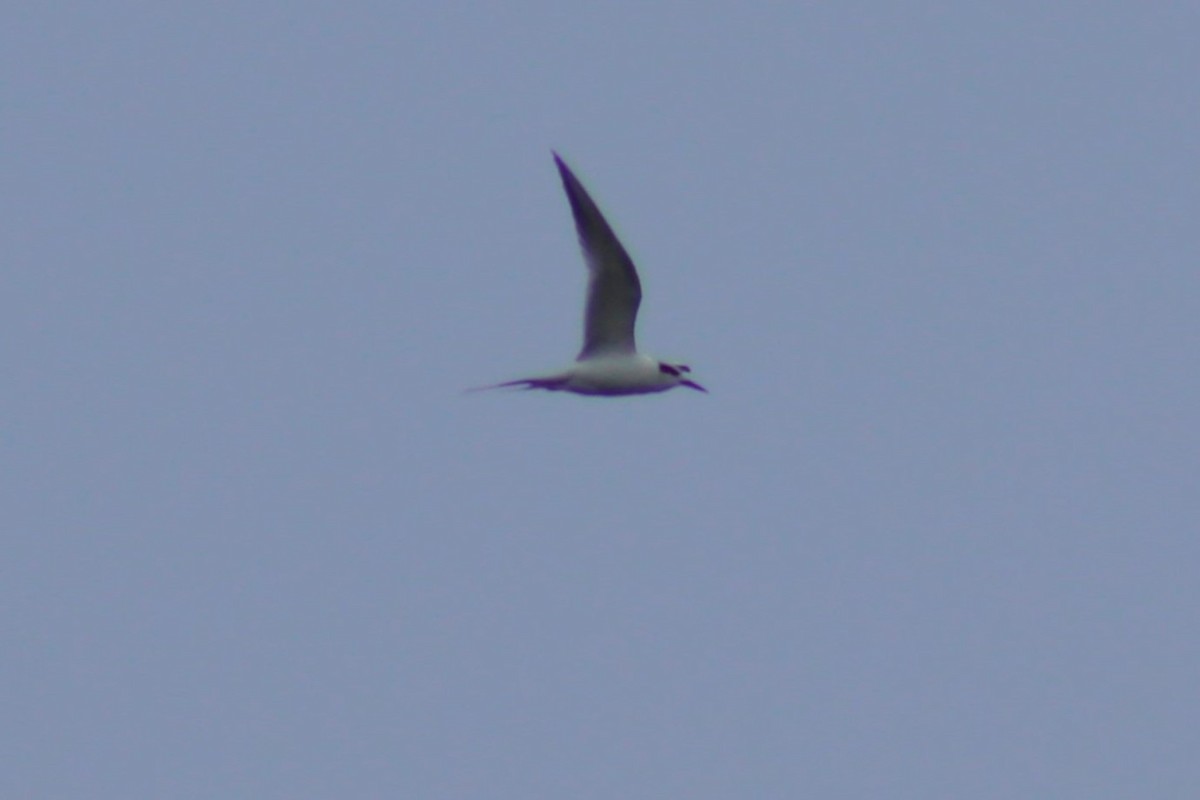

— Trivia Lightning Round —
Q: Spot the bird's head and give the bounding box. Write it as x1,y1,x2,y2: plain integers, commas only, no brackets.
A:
658,361,707,393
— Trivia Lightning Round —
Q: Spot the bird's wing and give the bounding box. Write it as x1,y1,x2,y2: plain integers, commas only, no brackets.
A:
553,153,642,360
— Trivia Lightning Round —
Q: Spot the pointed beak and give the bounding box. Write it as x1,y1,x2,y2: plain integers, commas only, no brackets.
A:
680,379,707,393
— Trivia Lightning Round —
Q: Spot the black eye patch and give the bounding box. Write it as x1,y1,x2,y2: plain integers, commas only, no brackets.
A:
658,363,681,376
677,365,691,373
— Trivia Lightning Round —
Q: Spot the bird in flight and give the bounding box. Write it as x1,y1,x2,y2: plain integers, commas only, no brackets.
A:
474,153,705,396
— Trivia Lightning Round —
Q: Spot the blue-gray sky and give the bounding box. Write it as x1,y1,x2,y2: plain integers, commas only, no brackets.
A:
5,4,1198,798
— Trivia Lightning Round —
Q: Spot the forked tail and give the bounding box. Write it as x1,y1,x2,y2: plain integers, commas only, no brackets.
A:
465,375,570,393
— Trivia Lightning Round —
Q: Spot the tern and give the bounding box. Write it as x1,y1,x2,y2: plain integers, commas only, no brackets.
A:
475,153,706,396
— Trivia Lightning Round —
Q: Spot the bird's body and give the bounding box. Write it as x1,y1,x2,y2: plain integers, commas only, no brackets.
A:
476,153,705,396
489,353,695,396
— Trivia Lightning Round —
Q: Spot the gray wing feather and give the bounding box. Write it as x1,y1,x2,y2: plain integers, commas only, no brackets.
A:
553,153,642,359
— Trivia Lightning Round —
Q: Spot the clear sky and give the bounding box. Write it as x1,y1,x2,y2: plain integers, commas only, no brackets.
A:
5,3,1198,798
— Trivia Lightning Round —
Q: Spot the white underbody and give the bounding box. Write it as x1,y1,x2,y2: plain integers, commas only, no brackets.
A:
559,354,679,396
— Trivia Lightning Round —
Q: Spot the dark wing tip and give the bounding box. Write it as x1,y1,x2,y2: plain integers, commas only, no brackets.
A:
552,153,595,212
552,152,579,190
552,153,592,230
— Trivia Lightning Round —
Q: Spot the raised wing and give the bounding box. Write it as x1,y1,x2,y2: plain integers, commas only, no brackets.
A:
553,153,642,359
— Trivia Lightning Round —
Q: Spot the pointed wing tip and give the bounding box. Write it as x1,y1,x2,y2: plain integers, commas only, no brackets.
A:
552,151,574,179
